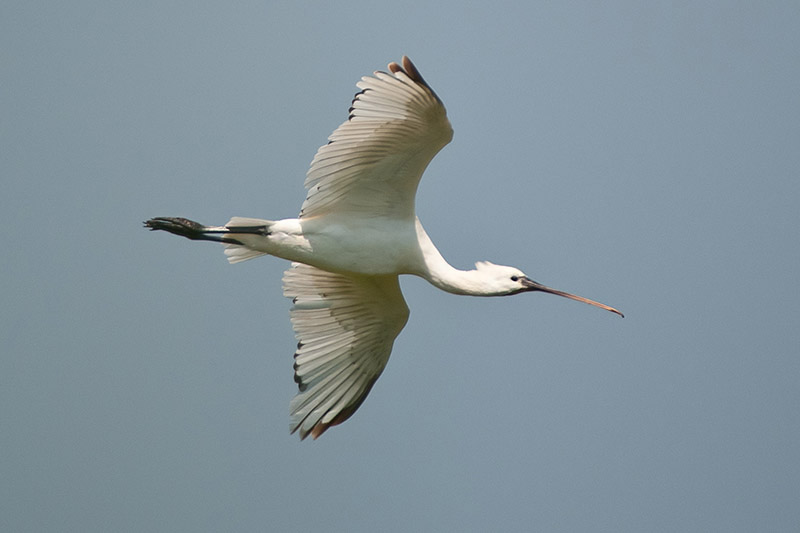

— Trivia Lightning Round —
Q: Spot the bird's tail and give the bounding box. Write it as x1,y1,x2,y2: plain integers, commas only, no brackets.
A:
222,217,272,263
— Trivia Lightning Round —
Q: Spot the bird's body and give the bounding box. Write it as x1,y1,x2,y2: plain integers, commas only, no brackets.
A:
220,216,421,276
146,57,622,440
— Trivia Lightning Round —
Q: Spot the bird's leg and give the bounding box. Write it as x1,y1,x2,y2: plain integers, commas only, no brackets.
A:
144,217,246,245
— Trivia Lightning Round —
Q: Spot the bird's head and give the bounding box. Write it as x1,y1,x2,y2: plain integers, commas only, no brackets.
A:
474,261,532,295
474,261,624,317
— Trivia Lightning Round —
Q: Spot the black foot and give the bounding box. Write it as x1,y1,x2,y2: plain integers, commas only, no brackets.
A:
144,217,210,240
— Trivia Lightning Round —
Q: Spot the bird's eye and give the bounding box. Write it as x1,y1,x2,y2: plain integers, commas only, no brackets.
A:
510,276,519,282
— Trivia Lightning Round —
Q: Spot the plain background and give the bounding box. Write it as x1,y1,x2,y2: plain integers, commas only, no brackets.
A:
3,2,799,531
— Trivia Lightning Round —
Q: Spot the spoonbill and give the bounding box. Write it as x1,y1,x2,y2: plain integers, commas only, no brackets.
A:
145,56,623,440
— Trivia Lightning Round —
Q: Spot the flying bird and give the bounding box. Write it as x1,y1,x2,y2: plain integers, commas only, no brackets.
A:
145,56,623,440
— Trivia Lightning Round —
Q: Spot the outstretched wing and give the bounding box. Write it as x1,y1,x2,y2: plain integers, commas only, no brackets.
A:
300,56,453,220
282,263,410,439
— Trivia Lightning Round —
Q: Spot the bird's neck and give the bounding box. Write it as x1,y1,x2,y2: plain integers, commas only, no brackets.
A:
414,220,491,296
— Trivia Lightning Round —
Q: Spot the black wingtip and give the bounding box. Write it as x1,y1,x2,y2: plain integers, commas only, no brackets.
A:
388,56,443,104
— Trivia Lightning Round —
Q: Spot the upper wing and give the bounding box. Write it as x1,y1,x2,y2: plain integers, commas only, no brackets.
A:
282,262,410,439
299,56,453,220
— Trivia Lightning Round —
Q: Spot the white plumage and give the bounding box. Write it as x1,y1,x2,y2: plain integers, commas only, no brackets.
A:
283,263,408,439
146,57,622,440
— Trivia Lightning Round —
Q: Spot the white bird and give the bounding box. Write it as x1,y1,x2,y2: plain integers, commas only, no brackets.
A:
146,56,623,440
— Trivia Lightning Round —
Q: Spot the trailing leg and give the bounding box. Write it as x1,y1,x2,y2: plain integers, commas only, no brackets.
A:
145,216,277,264
144,217,247,245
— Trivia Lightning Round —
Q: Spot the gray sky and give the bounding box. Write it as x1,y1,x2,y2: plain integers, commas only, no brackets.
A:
3,2,799,531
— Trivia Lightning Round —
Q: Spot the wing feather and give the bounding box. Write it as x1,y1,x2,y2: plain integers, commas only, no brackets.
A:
300,56,453,220
283,263,410,439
